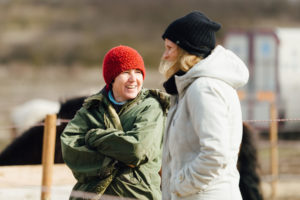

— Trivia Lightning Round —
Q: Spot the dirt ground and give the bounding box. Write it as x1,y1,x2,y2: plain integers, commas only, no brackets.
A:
257,140,300,200
0,66,300,199
0,163,300,200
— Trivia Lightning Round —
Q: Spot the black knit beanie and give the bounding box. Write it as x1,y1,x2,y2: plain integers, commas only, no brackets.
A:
162,11,221,57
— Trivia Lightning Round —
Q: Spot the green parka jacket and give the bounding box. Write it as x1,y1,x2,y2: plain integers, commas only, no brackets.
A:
61,88,169,200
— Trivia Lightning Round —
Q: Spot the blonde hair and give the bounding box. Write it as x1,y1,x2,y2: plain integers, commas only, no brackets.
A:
161,48,203,79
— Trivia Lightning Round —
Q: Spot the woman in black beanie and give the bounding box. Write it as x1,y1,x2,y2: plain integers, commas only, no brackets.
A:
160,11,249,200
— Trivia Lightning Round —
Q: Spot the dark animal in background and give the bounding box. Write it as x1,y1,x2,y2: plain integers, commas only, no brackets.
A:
0,97,264,199
238,122,264,200
0,96,87,165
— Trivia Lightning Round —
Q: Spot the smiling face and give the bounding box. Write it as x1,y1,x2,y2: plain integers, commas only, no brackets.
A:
112,69,143,102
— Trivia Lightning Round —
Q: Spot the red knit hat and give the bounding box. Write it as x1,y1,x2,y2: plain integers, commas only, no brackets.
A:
102,45,145,90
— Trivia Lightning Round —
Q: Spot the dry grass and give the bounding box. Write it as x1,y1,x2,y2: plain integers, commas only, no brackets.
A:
1,0,300,67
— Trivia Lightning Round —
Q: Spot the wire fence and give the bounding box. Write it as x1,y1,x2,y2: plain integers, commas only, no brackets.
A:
0,185,136,200
1,117,300,131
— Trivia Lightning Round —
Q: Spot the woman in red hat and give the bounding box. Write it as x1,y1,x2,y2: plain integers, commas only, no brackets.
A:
61,45,169,200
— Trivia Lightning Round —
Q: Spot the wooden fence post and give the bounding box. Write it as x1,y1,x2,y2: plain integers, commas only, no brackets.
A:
41,114,57,200
270,103,278,200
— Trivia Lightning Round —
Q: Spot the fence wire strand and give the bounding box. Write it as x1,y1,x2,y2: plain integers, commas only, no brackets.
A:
2,118,300,132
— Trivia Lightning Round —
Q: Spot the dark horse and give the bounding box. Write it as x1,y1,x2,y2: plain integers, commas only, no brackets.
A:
238,122,264,200
0,96,86,165
0,96,264,200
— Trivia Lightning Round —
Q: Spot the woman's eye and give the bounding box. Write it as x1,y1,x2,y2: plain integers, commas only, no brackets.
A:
135,70,142,73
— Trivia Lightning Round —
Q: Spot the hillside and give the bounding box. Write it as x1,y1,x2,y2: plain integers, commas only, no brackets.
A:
0,0,300,67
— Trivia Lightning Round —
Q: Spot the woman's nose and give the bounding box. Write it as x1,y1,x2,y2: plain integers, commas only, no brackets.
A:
128,72,136,81
162,50,168,60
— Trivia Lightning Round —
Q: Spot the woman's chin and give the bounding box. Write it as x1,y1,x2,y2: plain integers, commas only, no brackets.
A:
123,91,139,100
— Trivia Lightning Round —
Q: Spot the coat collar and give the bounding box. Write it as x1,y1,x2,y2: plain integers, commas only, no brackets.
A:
83,87,170,115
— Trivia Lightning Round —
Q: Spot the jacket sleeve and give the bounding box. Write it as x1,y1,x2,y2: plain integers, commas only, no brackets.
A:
172,80,231,197
60,107,115,181
85,98,165,167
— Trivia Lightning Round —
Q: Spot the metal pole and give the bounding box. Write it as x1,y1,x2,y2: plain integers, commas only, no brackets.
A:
41,114,57,200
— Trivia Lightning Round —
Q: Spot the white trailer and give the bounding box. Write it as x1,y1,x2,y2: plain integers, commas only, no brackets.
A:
223,28,300,133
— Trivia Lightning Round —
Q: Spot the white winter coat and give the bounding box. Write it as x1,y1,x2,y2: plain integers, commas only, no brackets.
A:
162,45,249,200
